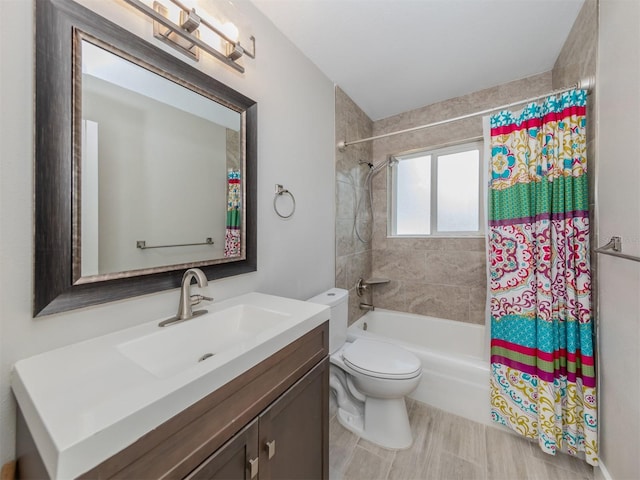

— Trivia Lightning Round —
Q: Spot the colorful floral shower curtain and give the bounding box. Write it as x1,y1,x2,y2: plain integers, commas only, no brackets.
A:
224,169,241,257
488,90,597,465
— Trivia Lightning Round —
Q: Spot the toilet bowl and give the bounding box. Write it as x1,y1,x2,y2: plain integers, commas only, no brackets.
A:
330,338,422,449
308,289,422,450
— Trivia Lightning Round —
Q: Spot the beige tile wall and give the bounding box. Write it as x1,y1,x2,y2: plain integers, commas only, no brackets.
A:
369,74,554,324
335,87,374,324
552,0,597,91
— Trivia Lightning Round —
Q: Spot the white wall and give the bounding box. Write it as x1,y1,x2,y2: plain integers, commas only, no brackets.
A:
596,0,640,478
0,0,335,465
83,81,229,272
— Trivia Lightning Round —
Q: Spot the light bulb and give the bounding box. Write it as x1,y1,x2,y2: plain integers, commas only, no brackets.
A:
221,22,239,42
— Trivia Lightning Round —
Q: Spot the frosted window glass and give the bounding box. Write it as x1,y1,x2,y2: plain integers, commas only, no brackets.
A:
437,150,479,231
396,155,431,235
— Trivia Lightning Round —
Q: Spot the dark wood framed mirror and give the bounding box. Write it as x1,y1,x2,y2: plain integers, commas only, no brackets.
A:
34,0,257,316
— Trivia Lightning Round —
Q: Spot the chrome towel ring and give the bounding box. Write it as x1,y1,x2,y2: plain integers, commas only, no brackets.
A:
273,184,296,218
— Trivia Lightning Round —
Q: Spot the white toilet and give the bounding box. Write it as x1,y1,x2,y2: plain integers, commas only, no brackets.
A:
308,288,422,450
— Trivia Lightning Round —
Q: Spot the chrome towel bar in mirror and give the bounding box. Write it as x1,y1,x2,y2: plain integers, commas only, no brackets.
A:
136,238,214,250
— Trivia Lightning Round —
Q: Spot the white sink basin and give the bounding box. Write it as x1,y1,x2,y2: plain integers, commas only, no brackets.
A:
117,305,291,378
11,292,329,480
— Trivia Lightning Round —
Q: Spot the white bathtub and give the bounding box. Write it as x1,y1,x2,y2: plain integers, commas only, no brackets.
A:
347,309,492,426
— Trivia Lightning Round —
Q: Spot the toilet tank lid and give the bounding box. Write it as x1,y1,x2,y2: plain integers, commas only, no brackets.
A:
307,288,348,307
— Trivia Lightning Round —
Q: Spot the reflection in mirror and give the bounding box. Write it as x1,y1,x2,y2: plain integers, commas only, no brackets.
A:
34,0,256,316
80,40,243,278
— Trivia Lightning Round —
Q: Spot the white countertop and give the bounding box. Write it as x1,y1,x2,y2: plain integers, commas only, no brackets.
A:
11,293,329,479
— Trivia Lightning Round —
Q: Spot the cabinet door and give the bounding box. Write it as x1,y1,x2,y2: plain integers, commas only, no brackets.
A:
258,358,329,480
185,419,259,480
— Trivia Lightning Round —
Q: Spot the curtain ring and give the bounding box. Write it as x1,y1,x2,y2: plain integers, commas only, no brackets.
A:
274,184,296,218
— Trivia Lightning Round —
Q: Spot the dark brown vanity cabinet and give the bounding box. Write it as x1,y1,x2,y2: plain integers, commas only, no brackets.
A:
186,358,328,480
258,361,327,480
17,323,329,480
185,419,259,480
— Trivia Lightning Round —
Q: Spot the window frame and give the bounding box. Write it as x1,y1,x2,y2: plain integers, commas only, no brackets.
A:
388,139,484,238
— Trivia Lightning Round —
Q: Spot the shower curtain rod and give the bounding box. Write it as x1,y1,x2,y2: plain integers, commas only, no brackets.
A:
337,77,593,151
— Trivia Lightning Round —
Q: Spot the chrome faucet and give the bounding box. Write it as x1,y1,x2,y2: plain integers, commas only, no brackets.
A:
359,303,375,311
159,268,213,327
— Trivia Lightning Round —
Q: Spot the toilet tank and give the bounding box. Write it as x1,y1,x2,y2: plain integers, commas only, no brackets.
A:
307,288,349,354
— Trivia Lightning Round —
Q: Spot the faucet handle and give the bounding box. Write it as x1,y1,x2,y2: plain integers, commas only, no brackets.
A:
190,294,213,305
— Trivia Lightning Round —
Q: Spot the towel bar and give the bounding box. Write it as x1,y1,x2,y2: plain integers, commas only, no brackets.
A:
594,236,640,263
136,238,214,250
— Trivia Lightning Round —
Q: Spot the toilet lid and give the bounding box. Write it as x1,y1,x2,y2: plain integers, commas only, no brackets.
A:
342,339,422,380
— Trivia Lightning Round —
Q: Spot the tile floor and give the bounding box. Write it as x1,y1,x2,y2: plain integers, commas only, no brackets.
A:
330,399,595,480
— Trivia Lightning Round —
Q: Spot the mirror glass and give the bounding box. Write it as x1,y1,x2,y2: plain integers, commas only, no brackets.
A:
34,0,256,316
78,39,244,280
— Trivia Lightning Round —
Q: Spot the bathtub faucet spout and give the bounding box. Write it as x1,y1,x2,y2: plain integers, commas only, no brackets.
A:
356,277,390,297
359,303,375,311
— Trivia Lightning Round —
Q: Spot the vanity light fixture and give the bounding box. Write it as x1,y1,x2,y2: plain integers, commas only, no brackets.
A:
122,0,255,73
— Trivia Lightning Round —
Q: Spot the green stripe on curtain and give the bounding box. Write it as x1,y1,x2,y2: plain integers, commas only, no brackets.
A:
490,174,589,222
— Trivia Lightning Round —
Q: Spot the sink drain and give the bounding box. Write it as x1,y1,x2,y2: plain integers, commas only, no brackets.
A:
198,353,215,362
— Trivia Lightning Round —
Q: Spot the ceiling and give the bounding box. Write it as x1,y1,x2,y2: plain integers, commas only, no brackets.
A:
250,0,585,120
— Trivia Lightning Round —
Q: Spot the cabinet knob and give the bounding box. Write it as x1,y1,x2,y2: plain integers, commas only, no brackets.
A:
248,457,259,479
265,440,276,459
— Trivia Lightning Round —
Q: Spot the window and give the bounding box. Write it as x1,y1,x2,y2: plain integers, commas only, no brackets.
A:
389,141,483,236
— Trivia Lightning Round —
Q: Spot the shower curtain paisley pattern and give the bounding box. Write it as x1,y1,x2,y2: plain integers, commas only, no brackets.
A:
224,169,241,257
488,90,597,465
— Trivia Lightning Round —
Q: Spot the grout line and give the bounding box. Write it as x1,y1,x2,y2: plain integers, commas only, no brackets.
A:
356,439,397,463
340,445,357,479
382,454,394,480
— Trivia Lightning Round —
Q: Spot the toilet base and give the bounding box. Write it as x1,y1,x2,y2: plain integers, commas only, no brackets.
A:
335,397,413,450
336,405,364,437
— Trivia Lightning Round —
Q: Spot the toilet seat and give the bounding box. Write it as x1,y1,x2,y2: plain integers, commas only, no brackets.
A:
342,339,422,380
